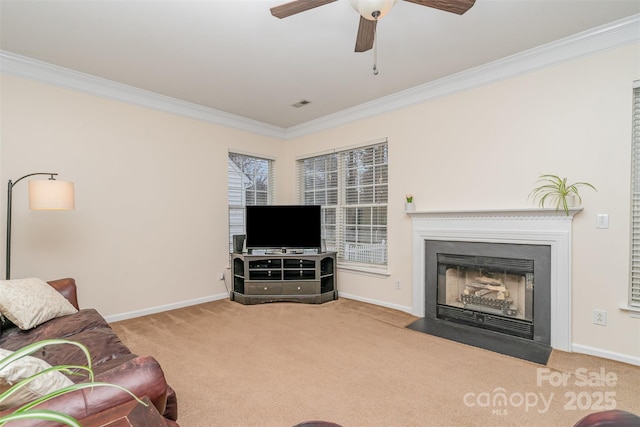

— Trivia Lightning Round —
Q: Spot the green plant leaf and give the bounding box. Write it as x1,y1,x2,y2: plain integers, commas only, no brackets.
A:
0,365,93,403
0,339,146,425
13,382,147,414
0,339,92,373
0,409,82,426
528,174,597,215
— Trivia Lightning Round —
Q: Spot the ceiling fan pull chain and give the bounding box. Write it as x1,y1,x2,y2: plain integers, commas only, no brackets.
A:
373,22,379,75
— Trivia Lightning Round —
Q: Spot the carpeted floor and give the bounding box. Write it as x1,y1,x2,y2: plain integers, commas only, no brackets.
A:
110,298,640,427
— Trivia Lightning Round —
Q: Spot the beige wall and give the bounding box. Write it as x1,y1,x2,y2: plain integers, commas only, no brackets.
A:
1,42,639,363
0,75,282,318
281,44,640,363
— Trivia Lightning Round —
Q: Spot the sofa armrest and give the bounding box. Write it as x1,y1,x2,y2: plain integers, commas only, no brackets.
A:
47,278,79,309
78,396,179,427
88,355,170,417
0,355,171,425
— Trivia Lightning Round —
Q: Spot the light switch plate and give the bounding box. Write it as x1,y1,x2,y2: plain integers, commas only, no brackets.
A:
596,214,609,229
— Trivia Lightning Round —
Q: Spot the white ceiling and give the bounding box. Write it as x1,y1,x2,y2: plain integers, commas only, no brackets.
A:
1,0,639,131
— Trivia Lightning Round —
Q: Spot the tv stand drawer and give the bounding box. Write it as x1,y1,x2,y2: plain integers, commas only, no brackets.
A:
246,282,284,295
283,282,320,295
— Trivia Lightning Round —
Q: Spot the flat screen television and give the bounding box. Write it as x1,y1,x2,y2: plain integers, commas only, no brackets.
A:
245,205,322,251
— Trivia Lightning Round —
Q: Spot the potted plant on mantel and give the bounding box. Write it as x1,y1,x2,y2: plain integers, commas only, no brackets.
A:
528,174,597,215
405,194,415,212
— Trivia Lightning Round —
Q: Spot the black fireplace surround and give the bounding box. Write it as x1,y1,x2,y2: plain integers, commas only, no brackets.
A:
407,240,552,364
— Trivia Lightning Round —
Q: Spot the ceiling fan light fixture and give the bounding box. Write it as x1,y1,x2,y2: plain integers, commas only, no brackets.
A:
349,0,397,21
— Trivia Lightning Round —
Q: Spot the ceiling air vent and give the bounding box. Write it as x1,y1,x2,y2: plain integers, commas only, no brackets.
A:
291,99,311,108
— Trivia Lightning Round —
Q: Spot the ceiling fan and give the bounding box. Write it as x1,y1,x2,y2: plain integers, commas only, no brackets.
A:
270,0,476,53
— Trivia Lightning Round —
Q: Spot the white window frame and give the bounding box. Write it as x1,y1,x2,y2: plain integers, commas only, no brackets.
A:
297,140,388,272
629,81,640,308
228,152,274,252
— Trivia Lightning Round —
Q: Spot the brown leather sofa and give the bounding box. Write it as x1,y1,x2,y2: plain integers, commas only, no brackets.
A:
0,278,179,426
574,409,640,426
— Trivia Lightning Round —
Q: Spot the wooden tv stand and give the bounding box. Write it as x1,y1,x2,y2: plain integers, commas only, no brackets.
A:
231,252,337,305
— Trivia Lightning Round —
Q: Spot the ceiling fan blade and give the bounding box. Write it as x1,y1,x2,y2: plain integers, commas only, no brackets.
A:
354,16,376,52
270,0,337,18
403,0,476,15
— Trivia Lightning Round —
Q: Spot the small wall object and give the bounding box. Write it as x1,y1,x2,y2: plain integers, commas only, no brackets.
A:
405,194,415,212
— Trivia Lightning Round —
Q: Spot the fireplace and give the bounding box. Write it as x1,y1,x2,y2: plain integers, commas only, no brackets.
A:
406,208,580,364
410,240,552,363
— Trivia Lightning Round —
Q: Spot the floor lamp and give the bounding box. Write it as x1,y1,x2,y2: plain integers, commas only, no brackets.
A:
5,173,75,280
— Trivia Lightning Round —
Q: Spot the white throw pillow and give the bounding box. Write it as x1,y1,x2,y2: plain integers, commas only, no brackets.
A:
0,347,74,410
0,278,77,330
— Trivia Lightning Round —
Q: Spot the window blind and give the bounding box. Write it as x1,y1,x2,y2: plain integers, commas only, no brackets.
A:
630,85,640,307
297,141,388,267
228,153,274,252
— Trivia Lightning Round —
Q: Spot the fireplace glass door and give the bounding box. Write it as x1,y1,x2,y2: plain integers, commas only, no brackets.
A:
436,253,534,339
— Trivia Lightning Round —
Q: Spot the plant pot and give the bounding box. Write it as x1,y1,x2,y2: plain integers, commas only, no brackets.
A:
405,202,415,212
565,195,577,207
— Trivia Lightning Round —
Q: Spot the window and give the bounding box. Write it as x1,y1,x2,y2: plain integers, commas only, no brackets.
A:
228,152,274,251
630,83,640,307
298,140,388,268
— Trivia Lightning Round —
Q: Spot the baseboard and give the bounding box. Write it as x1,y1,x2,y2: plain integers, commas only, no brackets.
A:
571,343,640,366
104,292,230,323
338,292,413,315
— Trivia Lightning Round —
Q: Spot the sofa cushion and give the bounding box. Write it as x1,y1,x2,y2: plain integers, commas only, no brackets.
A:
0,347,74,410
0,278,77,330
0,309,132,369
38,328,133,369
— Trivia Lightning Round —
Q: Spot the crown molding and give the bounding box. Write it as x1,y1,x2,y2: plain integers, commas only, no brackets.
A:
0,51,286,139
1,14,638,141
284,13,640,139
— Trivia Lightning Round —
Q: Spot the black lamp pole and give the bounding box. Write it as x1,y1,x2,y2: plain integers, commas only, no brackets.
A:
5,172,58,280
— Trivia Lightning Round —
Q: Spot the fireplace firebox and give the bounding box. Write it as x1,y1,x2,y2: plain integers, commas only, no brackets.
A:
408,240,552,364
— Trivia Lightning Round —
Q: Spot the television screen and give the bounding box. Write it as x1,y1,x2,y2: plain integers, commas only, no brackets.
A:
245,205,322,250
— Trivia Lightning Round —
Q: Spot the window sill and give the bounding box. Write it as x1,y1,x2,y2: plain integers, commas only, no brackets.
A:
338,263,391,278
619,304,640,319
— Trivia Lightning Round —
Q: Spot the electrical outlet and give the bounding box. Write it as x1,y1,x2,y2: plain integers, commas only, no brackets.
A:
395,280,401,290
593,309,607,326
218,272,225,281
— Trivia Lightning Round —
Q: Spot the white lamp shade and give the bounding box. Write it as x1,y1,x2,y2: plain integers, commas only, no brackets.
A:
28,179,75,210
350,0,398,20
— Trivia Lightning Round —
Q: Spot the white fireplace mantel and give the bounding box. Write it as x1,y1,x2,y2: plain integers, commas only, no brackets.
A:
408,208,581,352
